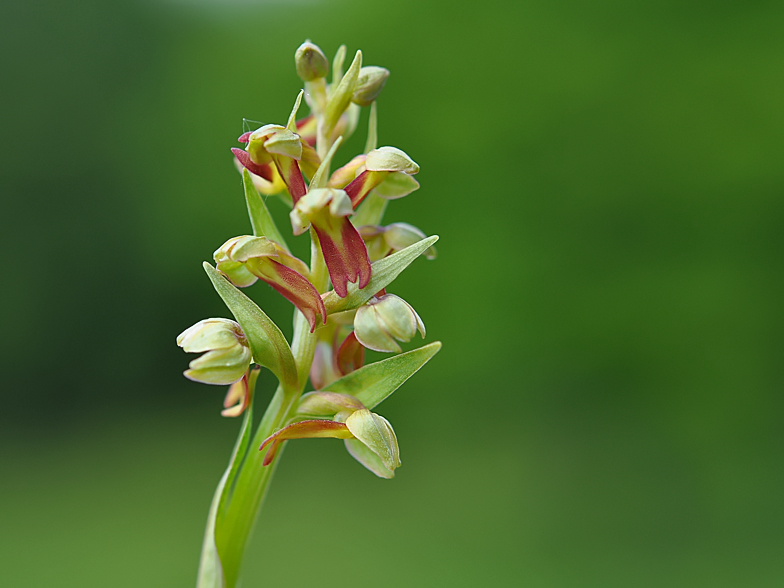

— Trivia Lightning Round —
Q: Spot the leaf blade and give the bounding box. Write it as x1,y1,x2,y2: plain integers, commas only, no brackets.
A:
323,341,441,409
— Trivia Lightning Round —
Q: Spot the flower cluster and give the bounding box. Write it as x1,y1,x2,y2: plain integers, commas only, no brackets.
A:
179,39,442,588
178,41,439,483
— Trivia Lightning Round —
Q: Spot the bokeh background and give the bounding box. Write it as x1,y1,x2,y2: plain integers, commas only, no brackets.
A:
2,0,783,585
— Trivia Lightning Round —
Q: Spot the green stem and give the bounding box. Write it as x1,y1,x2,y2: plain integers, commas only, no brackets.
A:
216,311,315,587
214,94,336,588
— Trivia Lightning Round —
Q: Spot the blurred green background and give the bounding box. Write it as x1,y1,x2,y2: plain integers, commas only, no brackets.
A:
2,0,783,585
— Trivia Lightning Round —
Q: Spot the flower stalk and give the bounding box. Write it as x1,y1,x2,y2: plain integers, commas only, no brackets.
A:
181,40,441,588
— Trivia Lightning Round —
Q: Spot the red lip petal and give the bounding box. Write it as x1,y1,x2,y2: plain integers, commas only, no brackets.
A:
238,132,252,143
336,331,365,375
345,170,385,208
316,218,372,298
231,148,274,181
273,156,307,204
258,260,326,332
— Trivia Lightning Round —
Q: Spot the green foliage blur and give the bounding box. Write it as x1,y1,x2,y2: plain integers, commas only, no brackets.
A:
2,0,783,585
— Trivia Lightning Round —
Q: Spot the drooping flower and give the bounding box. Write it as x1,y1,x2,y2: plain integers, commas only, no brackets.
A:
290,188,372,298
354,293,425,353
214,236,326,331
177,318,252,385
342,146,420,208
260,392,401,478
232,125,308,202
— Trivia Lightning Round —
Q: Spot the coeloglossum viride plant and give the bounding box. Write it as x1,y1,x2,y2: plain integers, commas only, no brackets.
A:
177,40,441,588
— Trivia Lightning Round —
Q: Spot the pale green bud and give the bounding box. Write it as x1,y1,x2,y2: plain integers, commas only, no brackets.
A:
354,294,425,353
365,146,419,174
295,41,329,81
351,66,390,106
345,409,401,472
177,318,252,385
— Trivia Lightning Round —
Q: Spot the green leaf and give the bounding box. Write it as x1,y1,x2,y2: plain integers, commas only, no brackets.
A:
323,341,441,409
196,384,255,588
204,263,298,391
242,170,289,251
323,235,439,314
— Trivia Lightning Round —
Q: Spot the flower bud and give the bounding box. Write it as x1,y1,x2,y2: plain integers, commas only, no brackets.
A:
351,66,390,106
295,41,329,81
354,294,425,353
177,318,252,385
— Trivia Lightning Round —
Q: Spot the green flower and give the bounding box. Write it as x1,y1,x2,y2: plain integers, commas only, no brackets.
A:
177,318,252,385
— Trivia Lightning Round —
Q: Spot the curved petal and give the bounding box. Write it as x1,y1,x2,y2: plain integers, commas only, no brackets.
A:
250,259,326,332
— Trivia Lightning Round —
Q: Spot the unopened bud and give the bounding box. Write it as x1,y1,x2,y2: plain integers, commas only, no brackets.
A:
295,41,329,81
354,294,425,353
351,66,390,106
